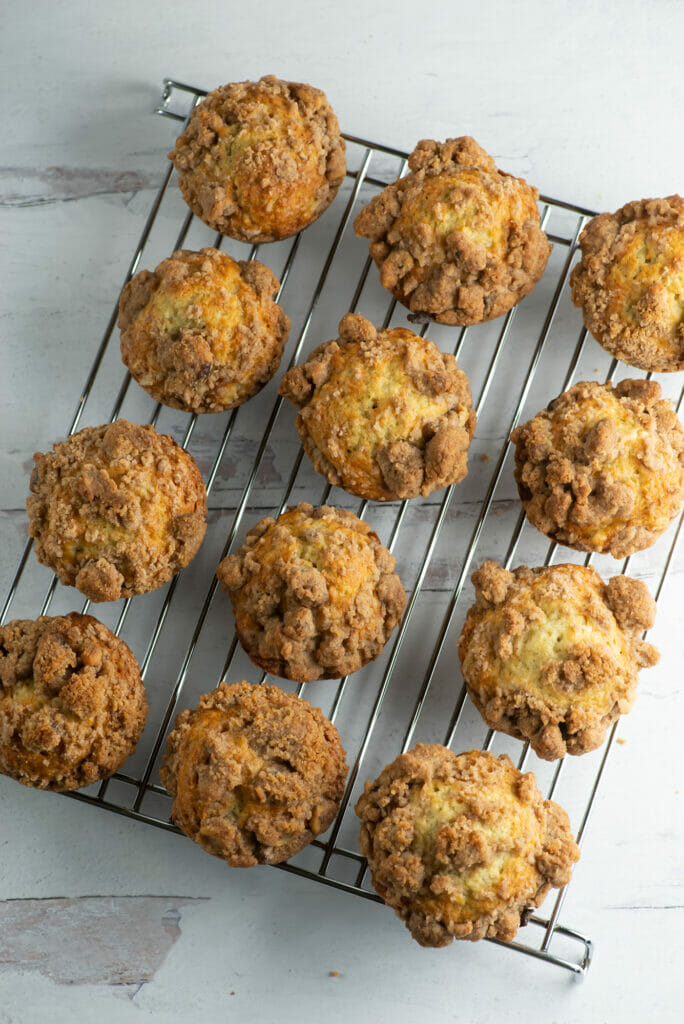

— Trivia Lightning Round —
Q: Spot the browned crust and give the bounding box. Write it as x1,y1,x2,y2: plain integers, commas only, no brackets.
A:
27,420,207,601
511,379,684,557
353,137,551,325
279,313,476,500
458,561,659,760
118,248,290,413
168,75,346,242
570,196,684,372
355,745,579,947
216,503,406,682
0,614,147,791
160,680,347,866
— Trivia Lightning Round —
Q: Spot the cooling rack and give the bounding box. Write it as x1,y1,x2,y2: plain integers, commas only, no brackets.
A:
3,78,683,977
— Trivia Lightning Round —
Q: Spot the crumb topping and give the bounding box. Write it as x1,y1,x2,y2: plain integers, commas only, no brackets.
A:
169,75,346,242
458,561,659,760
119,248,290,413
27,420,207,601
216,503,406,682
571,196,684,372
511,379,684,557
0,614,147,790
354,137,551,325
356,745,579,947
280,313,476,500
161,680,347,865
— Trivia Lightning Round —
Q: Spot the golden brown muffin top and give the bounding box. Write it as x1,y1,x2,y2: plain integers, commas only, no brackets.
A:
217,503,406,682
571,196,684,372
458,561,659,760
356,745,579,947
118,248,290,413
279,313,476,500
511,378,684,557
168,75,346,242
0,614,147,791
354,137,551,325
27,420,207,602
160,680,347,866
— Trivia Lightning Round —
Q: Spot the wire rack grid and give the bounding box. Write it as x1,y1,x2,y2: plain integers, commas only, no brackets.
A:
3,78,683,977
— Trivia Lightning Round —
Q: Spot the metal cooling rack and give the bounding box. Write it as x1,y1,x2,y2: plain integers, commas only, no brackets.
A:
3,78,683,976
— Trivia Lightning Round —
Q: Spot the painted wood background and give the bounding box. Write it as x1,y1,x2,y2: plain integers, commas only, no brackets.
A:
1,2,683,1021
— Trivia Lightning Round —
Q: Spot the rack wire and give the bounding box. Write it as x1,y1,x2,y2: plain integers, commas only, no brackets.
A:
3,77,683,976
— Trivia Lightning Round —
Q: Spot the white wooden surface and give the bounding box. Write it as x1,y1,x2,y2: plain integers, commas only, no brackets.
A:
1,2,683,1021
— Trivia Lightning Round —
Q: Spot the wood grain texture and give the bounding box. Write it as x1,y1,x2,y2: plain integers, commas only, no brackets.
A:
0,897,203,985
1,1,684,1021
0,168,162,207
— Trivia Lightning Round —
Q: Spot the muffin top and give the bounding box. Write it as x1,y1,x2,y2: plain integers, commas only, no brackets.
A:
511,378,684,557
571,196,684,372
279,313,476,500
168,75,346,242
216,503,406,682
0,614,147,791
354,136,551,325
458,561,659,760
160,680,347,866
356,745,580,947
27,420,207,601
118,248,290,413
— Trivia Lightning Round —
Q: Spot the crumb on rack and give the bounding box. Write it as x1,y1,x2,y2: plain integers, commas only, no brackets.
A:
481,453,490,462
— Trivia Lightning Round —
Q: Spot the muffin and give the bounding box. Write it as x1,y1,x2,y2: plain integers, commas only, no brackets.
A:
511,378,684,557
118,248,290,413
0,613,147,791
353,136,551,325
160,680,347,866
458,561,659,760
570,196,684,372
168,75,346,242
356,745,580,947
216,503,406,682
279,313,476,500
27,420,207,601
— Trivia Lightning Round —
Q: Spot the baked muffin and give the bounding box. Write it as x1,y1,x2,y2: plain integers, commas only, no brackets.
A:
279,313,476,501
216,503,406,682
571,196,684,372
511,378,684,557
353,136,551,325
118,248,290,413
160,680,347,866
458,561,659,760
0,613,147,791
168,75,346,242
356,745,580,947
27,420,207,602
